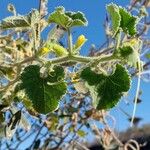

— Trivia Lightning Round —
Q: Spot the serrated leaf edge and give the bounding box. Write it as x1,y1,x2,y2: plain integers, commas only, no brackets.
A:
106,3,121,36
119,6,139,36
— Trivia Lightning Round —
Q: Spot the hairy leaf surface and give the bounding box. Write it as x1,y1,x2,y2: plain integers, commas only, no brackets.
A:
0,9,39,30
117,45,139,66
115,37,141,67
48,7,87,29
80,64,131,109
20,65,67,114
107,3,138,36
107,3,121,36
119,7,138,36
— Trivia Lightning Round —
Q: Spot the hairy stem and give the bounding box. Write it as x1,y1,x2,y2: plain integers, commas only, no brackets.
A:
116,32,121,49
46,54,118,65
67,29,73,55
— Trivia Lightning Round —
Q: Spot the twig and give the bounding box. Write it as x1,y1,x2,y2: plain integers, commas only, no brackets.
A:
101,112,123,147
124,139,140,150
27,124,44,149
74,141,90,150
130,57,141,127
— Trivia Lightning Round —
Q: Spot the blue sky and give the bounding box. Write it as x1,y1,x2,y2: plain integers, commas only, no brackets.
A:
0,0,150,132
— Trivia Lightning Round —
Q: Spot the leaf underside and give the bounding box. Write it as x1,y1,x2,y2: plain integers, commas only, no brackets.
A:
48,6,88,28
0,9,39,30
107,3,121,36
107,3,138,36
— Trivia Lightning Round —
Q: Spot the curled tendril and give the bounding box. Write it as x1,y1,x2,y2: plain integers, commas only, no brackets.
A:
124,139,140,150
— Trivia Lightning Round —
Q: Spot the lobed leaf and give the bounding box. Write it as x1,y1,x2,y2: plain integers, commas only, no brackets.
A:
107,3,138,36
65,11,88,27
0,16,30,30
119,7,138,36
118,45,133,58
20,65,67,114
0,9,39,30
107,3,121,36
80,64,131,110
48,6,88,29
118,45,139,66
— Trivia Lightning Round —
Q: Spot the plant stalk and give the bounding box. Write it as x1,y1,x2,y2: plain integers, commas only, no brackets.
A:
67,29,73,55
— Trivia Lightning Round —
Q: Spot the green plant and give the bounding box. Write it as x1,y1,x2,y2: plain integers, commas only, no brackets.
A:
0,3,138,113
0,0,150,149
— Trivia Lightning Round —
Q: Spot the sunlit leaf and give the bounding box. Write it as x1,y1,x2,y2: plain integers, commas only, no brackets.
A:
107,3,138,36
65,11,88,27
107,3,121,36
20,65,67,114
0,9,39,30
119,7,138,36
118,45,133,57
48,6,88,29
115,45,139,67
80,64,131,109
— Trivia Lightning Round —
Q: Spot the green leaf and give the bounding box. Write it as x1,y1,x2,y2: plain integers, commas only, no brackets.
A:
107,3,121,36
22,98,33,110
20,65,67,114
80,64,131,110
0,16,29,30
65,11,87,27
48,6,88,29
119,7,138,36
116,45,139,67
77,130,86,137
118,46,133,57
0,9,39,30
48,7,70,29
107,3,138,36
146,53,150,59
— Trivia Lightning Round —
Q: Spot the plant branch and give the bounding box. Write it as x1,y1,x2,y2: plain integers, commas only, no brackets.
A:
130,57,141,127
67,29,73,55
12,56,36,67
45,54,119,66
